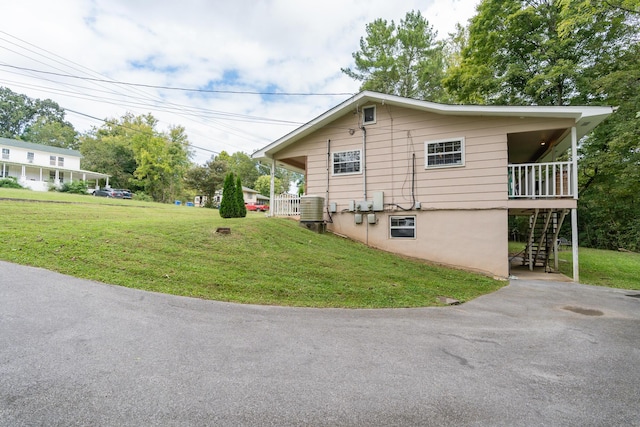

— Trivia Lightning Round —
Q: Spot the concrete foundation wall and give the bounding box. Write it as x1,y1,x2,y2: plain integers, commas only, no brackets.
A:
328,208,509,278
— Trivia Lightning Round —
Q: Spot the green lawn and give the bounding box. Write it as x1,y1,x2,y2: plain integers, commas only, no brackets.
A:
509,240,640,290
0,188,503,308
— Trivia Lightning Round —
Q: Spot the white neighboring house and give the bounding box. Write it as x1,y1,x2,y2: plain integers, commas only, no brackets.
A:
0,137,110,191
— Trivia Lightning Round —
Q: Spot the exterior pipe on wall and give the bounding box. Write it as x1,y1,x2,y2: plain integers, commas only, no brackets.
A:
361,126,367,200
326,139,332,222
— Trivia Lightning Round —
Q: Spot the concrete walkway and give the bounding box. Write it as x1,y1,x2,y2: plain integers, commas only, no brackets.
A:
1,261,639,426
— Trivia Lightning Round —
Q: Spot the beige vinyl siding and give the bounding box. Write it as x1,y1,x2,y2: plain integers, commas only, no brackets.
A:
275,102,575,210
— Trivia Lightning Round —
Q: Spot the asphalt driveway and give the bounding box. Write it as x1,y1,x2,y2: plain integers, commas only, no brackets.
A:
1,260,639,426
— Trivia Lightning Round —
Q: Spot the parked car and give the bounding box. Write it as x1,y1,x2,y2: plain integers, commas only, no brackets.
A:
114,189,132,199
245,203,268,212
93,188,124,198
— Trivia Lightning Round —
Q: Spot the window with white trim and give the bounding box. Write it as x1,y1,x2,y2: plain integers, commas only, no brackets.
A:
333,150,361,175
1,148,9,160
58,157,64,167
425,137,465,168
27,152,34,163
362,105,376,124
50,156,56,166
390,216,416,239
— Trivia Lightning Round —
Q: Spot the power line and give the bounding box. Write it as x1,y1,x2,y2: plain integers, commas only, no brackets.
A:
0,63,354,96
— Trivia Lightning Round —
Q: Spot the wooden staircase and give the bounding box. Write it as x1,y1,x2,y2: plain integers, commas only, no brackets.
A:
523,209,568,271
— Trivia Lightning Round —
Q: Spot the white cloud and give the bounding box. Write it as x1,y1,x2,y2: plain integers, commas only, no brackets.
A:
0,0,479,164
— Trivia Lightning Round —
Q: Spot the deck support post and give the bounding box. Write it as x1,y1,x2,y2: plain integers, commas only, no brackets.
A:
571,208,579,282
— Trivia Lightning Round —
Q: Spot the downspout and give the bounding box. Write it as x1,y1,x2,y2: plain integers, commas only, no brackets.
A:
326,139,333,223
361,126,367,200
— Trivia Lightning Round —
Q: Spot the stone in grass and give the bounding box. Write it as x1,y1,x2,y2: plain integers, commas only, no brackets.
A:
216,227,231,234
437,296,461,305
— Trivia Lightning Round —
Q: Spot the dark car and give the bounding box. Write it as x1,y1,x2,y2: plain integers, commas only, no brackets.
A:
93,188,124,198
114,189,132,199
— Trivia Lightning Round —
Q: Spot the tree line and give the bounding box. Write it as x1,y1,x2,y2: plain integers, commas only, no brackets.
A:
0,86,299,204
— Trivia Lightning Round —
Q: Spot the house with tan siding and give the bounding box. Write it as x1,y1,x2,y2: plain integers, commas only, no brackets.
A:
0,137,110,191
252,92,614,280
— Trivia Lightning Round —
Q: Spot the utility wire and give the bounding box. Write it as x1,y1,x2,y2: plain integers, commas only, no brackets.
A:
0,63,354,96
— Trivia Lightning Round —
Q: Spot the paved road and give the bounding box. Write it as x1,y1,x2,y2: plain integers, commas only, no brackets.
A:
1,261,639,426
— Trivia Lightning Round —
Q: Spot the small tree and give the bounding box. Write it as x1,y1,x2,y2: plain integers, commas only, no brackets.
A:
219,172,236,218
235,176,247,217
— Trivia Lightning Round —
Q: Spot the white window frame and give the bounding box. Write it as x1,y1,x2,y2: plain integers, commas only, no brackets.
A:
425,137,465,169
58,156,64,167
1,148,9,160
27,152,34,163
332,149,362,176
362,105,376,125
50,156,56,166
390,216,416,239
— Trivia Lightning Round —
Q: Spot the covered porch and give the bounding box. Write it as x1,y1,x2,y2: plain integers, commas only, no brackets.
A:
1,161,111,192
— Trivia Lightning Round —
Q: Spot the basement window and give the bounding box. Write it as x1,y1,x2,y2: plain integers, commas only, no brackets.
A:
425,137,465,168
390,216,416,239
333,149,361,175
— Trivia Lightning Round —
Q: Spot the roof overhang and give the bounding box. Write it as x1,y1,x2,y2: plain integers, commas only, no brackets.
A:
251,91,615,161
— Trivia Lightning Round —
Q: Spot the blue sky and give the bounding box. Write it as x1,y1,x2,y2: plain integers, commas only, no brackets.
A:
0,0,480,164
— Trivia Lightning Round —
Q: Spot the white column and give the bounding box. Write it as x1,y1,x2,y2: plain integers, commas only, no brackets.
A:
21,165,26,179
571,208,579,282
571,126,578,199
269,159,276,217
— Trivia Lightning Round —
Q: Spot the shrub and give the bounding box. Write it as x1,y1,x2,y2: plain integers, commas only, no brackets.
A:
0,177,23,189
219,173,236,218
133,192,153,202
59,181,89,194
235,176,247,218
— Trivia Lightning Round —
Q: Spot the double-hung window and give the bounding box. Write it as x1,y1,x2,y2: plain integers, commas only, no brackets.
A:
58,157,64,167
1,148,9,160
50,156,56,166
390,216,416,239
425,137,465,168
333,150,361,175
27,152,34,163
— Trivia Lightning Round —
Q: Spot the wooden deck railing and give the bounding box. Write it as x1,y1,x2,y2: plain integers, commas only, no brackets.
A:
508,161,574,198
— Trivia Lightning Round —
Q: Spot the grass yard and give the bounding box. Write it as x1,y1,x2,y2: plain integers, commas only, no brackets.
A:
0,188,503,308
509,240,640,290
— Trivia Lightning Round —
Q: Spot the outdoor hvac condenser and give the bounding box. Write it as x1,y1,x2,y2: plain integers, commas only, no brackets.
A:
299,195,325,233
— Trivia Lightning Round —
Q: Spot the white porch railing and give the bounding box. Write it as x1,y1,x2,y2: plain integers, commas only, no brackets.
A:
271,193,301,216
508,162,574,198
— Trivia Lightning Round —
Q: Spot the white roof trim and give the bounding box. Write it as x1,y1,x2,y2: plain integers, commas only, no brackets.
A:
252,91,614,160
